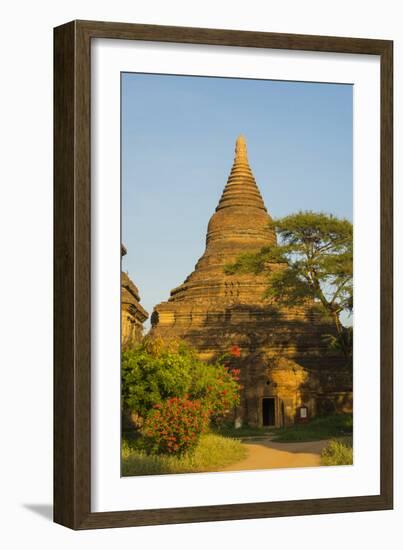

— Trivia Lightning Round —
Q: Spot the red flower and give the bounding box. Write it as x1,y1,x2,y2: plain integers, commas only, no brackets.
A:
230,345,241,357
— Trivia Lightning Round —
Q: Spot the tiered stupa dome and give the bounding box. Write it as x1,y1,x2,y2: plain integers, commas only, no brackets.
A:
150,135,321,339
162,135,277,306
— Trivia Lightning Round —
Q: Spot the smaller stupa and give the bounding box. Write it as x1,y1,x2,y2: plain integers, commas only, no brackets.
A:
121,245,148,346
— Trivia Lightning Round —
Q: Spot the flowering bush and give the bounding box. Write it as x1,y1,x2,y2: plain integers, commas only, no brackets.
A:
143,397,210,455
123,338,242,449
190,363,241,424
122,338,241,422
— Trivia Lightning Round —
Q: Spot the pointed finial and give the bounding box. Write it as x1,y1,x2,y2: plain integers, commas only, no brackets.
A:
235,135,248,162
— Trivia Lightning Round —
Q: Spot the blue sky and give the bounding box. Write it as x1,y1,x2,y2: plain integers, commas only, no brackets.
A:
122,73,352,325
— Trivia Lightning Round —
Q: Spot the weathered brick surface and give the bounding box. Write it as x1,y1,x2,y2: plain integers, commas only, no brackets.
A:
121,246,148,347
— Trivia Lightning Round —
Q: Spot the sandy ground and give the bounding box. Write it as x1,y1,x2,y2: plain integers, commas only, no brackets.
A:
221,438,328,472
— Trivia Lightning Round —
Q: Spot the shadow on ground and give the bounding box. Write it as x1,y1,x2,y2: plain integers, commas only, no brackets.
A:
23,504,53,522
246,438,328,455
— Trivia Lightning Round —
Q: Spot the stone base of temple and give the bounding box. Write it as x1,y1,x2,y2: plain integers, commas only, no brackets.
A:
151,315,352,427
238,392,353,429
151,302,352,427
238,353,352,427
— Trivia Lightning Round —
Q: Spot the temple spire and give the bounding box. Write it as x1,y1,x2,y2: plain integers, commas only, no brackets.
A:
215,135,267,212
235,134,248,163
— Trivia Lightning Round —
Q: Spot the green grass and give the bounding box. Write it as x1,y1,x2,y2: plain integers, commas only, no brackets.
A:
271,413,353,442
321,437,353,466
214,425,271,438
122,433,247,476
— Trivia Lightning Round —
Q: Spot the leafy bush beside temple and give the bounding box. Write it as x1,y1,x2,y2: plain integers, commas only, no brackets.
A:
122,337,241,454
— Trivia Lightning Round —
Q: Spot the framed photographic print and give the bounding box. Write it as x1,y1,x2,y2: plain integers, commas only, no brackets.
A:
54,20,393,529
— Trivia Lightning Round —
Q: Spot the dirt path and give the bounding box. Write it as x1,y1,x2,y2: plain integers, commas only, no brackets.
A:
221,438,328,472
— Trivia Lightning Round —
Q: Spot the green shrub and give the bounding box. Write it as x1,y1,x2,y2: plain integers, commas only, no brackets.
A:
321,438,353,466
142,397,209,455
122,338,194,419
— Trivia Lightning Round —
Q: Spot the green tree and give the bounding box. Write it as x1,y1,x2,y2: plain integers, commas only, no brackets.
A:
225,211,353,362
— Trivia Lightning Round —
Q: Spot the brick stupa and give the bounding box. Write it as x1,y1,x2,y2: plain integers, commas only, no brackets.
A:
121,245,148,347
151,136,352,426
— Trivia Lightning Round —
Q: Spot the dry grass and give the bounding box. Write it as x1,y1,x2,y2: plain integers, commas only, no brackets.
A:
122,433,247,476
321,437,353,466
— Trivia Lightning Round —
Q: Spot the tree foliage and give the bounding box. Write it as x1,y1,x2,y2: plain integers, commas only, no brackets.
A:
225,211,353,362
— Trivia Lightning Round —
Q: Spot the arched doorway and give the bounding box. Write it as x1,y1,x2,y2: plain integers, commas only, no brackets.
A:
262,397,276,426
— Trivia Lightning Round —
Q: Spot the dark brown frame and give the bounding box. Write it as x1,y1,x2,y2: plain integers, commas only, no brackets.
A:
54,20,393,530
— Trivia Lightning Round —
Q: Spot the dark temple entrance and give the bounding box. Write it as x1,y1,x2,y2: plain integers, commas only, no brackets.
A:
262,398,276,426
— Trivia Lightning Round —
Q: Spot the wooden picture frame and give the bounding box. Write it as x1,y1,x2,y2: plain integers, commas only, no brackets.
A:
54,20,393,529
